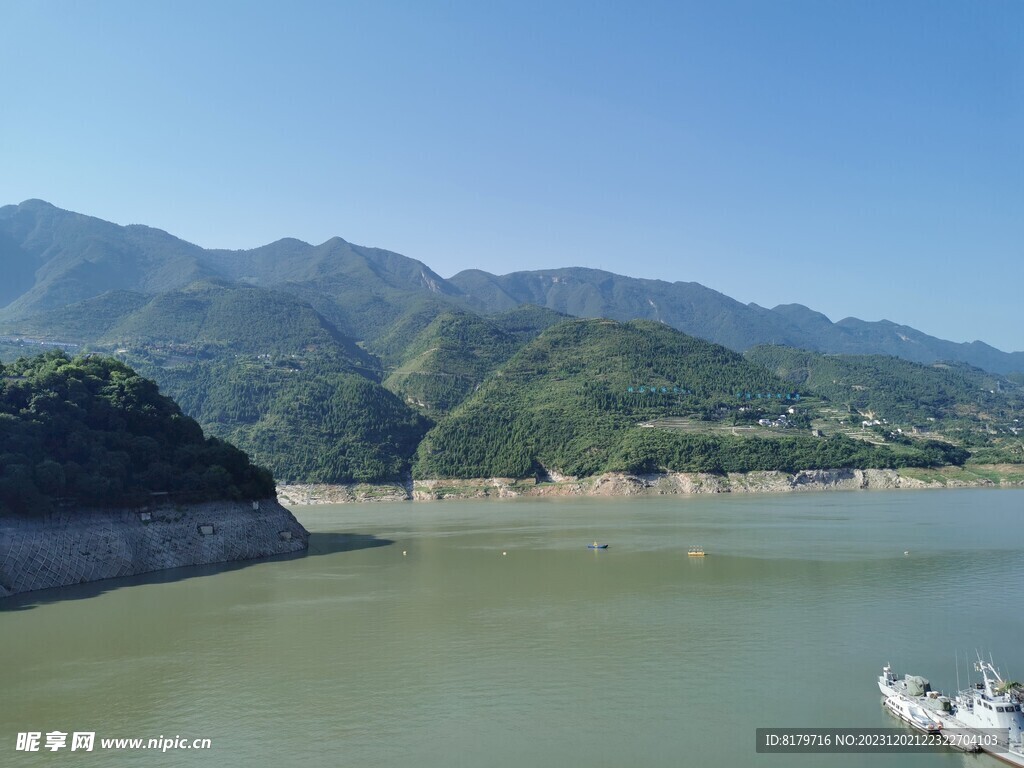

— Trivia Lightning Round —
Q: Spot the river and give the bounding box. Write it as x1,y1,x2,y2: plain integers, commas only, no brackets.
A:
4,488,1023,767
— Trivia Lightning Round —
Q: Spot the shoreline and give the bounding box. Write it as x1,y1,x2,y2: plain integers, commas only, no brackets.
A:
277,464,1024,504
0,497,308,598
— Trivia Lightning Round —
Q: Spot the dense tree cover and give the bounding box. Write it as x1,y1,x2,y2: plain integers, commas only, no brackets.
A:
382,310,522,414
415,319,815,478
0,352,274,515
0,290,151,341
607,431,967,475
138,354,431,484
414,320,976,479
2,269,1010,488
487,304,569,342
447,266,1024,374
99,282,372,360
746,346,1024,426
372,304,569,415
746,346,1024,465
6,199,1024,378
0,282,378,371
367,301,450,365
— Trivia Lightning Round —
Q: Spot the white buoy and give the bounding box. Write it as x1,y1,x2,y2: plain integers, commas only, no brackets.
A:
502,551,507,556
904,551,909,556
402,550,407,556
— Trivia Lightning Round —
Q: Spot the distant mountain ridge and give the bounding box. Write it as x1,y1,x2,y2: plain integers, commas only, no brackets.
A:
450,268,1024,374
0,199,462,341
2,199,1021,374
0,199,212,314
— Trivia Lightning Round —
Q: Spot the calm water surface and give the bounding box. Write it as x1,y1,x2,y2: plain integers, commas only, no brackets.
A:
4,489,1024,767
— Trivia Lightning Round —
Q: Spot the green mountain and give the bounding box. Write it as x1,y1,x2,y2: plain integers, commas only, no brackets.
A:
99,281,376,363
201,236,467,340
0,351,274,515
450,267,792,351
86,286,426,484
381,310,522,414
450,268,1024,374
146,356,430,484
0,279,429,485
772,303,1024,375
0,201,1018,486
3,200,1021,373
413,319,963,479
488,304,569,342
0,200,467,342
746,345,1024,462
0,290,151,343
0,200,214,317
369,302,566,367
0,280,375,366
372,304,568,416
367,300,454,366
747,346,1024,424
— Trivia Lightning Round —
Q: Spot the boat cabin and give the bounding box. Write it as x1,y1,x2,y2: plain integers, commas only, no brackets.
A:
955,661,1024,745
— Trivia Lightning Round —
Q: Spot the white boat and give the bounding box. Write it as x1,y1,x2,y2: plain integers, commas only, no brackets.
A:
879,659,1024,765
950,659,1024,766
881,692,944,734
878,664,956,720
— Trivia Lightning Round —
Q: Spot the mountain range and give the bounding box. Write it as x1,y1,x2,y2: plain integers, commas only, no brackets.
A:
1,199,1020,485
2,199,1021,374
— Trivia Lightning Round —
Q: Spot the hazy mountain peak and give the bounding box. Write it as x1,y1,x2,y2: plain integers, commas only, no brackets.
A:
2,201,1021,373
16,198,59,210
319,235,350,247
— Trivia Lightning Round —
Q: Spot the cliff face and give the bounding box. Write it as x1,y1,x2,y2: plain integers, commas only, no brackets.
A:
0,498,308,598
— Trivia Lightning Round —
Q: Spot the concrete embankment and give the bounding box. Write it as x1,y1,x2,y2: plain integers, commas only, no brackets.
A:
278,465,1024,504
0,498,308,598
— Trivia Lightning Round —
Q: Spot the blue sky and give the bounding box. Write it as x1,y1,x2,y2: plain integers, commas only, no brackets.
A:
2,1,1021,351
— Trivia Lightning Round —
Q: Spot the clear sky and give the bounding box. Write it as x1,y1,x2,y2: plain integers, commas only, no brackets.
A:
2,1,1021,351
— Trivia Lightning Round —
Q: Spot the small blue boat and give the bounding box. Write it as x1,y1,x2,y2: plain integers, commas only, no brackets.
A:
587,542,609,549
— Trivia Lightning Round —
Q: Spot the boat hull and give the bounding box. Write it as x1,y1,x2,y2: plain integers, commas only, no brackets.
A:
882,695,943,734
878,664,1024,762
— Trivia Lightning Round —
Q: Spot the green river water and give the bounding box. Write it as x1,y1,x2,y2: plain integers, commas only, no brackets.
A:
3,488,1023,767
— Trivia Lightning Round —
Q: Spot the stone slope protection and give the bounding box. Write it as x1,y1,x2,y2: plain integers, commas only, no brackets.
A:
0,352,309,597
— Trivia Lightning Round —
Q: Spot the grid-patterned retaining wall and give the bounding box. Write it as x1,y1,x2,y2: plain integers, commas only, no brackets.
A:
0,498,308,598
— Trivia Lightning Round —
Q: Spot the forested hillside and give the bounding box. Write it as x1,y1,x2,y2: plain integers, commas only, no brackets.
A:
4,199,1022,370
1,200,1020,488
746,346,1024,464
0,352,274,515
449,267,1024,374
747,346,1024,424
368,303,569,416
413,319,967,479
143,355,430,484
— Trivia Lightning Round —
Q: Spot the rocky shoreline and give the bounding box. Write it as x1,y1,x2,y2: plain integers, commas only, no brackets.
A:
0,498,308,599
277,465,1024,504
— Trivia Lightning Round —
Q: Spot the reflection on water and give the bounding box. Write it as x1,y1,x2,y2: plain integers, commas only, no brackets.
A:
3,489,1022,767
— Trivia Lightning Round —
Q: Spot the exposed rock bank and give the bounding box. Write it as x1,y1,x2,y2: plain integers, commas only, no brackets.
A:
411,469,930,500
278,465,1023,504
277,481,410,505
0,498,308,598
